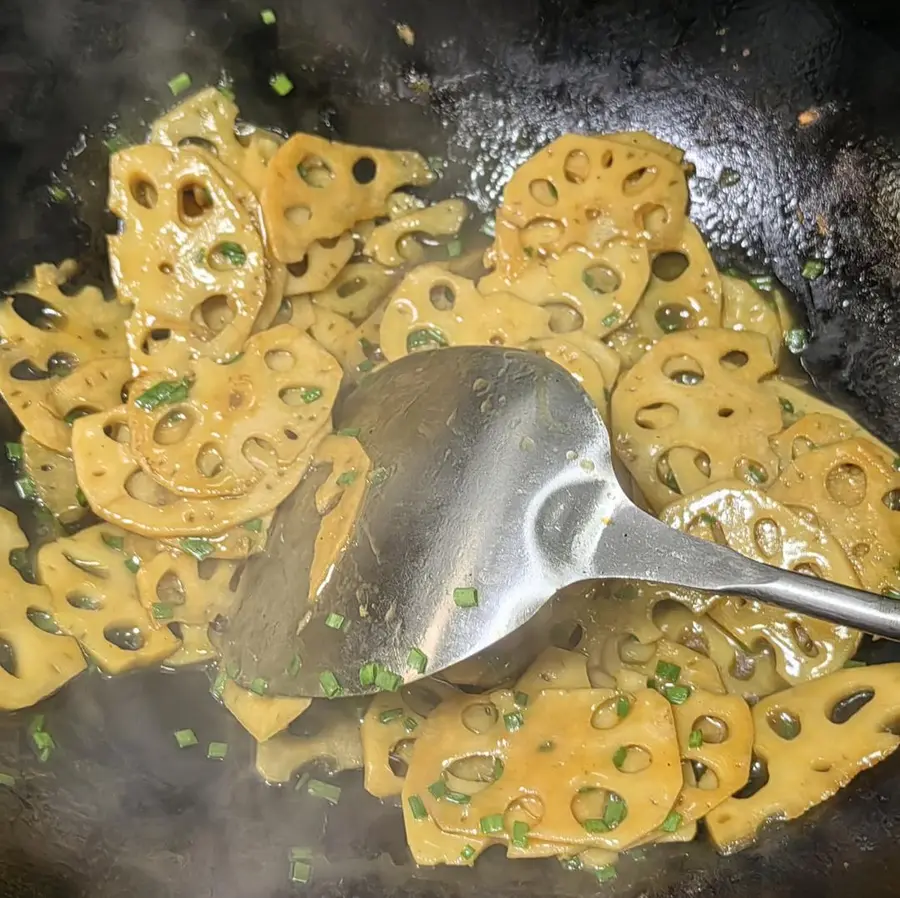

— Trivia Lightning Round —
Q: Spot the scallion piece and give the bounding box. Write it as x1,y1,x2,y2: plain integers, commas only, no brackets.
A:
242,518,263,533
250,677,268,696
269,72,294,96
336,470,358,487
0,772,15,788
358,661,377,687
357,359,375,373
698,512,718,527
503,710,524,732
101,533,124,551
661,810,683,833
403,717,418,733
428,779,447,799
64,408,91,426
894,457,900,472
459,845,476,861
337,427,361,438
603,795,627,828
844,659,867,668
663,684,691,705
688,729,703,749
217,242,247,266
802,259,825,280
168,72,192,96
779,396,795,416
560,856,583,871
514,691,529,707
408,794,428,820
444,789,471,804
152,602,174,621
307,778,341,805
595,866,618,883
179,537,214,561
378,707,404,724
746,463,768,485
124,555,141,573
601,311,620,328
15,476,37,500
655,660,681,683
492,757,504,780
784,327,809,354
446,239,462,257
289,861,311,884
294,772,310,793
374,667,402,691
30,726,55,764
207,741,228,760
174,729,198,748
407,646,427,673
75,487,88,508
582,818,609,834
135,377,192,412
479,813,504,834
298,387,323,404
612,746,627,769
616,696,630,718
453,586,478,608
4,441,22,462
319,670,342,697
368,466,389,485
406,327,448,353
511,820,530,848
48,184,69,202
287,654,302,677
211,669,228,699
749,274,774,291
324,612,346,631
260,8,276,24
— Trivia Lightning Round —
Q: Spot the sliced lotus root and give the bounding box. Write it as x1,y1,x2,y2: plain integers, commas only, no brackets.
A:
136,550,235,627
0,261,129,453
407,687,682,851
705,663,900,853
0,508,86,710
72,406,315,537
255,714,364,782
260,133,435,262
362,680,459,799
38,524,178,673
721,274,782,357
769,438,900,595
606,131,686,167
514,647,591,694
22,433,86,525
221,679,311,743
611,329,782,511
108,145,266,373
661,482,861,682
49,357,133,428
627,222,723,346
480,242,651,340
284,233,356,297
653,602,787,702
379,266,549,362
310,304,388,383
311,261,398,324
161,515,272,560
364,199,469,267
164,625,217,667
491,134,688,280
404,812,490,867
603,315,655,370
769,413,863,471
126,325,340,499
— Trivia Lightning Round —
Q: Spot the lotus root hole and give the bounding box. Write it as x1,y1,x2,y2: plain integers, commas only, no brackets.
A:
9,360,49,381
635,402,679,430
697,766,720,791
196,443,225,478
656,453,681,494
882,488,900,512
693,715,730,744
829,689,875,724
617,634,656,665
285,205,312,226
103,422,131,444
811,760,832,773
652,251,690,282
179,182,213,222
125,470,175,507
571,788,628,829
297,155,334,188
504,794,546,833
460,701,500,735
528,178,559,207
336,276,367,299
583,264,621,293
789,621,819,657
655,302,694,333
429,283,455,311
563,149,591,183
265,349,296,372
544,301,583,334
193,295,234,336
400,683,444,718
279,386,316,407
623,166,658,195
591,697,626,731
153,409,194,446
522,217,564,249
130,178,158,209
351,156,377,184
388,739,416,777
549,620,585,651
444,754,503,795
638,203,669,238
66,591,104,611
47,352,78,377
103,624,145,652
718,407,735,419
158,262,173,275
156,571,186,605
0,638,15,676
242,437,279,470
753,517,782,559
732,756,769,800
720,350,750,370
614,744,652,773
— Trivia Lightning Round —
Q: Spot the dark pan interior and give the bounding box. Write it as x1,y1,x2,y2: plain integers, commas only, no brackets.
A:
2,0,900,896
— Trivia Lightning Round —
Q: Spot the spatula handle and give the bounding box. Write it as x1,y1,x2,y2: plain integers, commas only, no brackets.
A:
595,503,900,639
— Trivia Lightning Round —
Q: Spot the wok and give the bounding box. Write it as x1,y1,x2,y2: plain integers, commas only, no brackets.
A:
2,0,900,895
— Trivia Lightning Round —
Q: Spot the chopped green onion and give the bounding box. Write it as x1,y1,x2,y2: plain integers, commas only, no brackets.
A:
453,586,478,608
883,587,900,599
503,711,524,732
492,757,504,779
661,810,683,833
595,866,618,883
15,476,37,500
408,794,428,820
407,646,427,674
616,696,630,718
779,397,795,415
289,861,311,884
698,512,718,527
299,387,323,404
226,661,241,679
179,537,214,561
749,274,774,292
103,134,129,154
601,311,620,328
514,691,529,707
378,707,404,724
357,359,375,373
479,814,504,834
688,729,703,748
746,463,767,485
444,789,471,804
583,818,609,834
446,239,463,257
32,731,54,763
74,487,87,508
0,772,16,788
168,72,192,96
604,795,627,828
612,746,627,769
174,729,198,748
289,847,313,862
802,259,825,280
269,72,294,96
403,716,418,733
211,669,228,698
368,466,389,485
217,242,247,266
844,659,867,668
207,741,228,760
374,667,402,691
582,271,595,289
428,780,447,799
242,518,263,533
336,470,358,487
894,457,900,472
48,184,69,203
663,684,691,705
324,612,346,631
511,820,530,848
406,328,449,353
4,442,22,462
307,778,341,804
135,377,191,412
559,856,583,871
286,654,302,677
124,555,141,574
260,8,276,24
459,845,476,861
337,427,361,438
538,740,555,752
784,327,809,354
655,660,681,683
319,670,342,697
64,408,91,426
101,533,124,551
152,602,174,621
294,771,310,792
250,677,268,696
358,661,377,687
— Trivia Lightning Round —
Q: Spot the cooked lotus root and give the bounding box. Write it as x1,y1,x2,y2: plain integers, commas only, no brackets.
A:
221,679,311,743
362,680,459,798
769,438,900,595
310,304,388,382
260,133,435,262
21,433,86,525
379,266,549,362
513,647,591,694
364,198,469,268
127,325,341,498
49,357,133,427
108,144,267,373
160,515,272,560
38,524,178,674
491,133,688,280
769,413,862,469
72,406,315,537
0,261,130,453
480,242,650,339
606,131,687,167
721,274,782,357
163,624,217,667
611,329,782,511
284,234,356,297
705,663,900,853
661,483,861,682
0,509,86,710
311,261,398,324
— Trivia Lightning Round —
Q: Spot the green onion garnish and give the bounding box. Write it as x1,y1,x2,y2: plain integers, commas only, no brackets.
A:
616,696,630,718
655,660,681,683
324,612,346,631
211,669,228,698
378,707,404,724
75,487,88,508
663,684,691,705
444,789,471,804
152,602,174,621
595,866,618,883
15,476,37,500
242,518,263,533
368,466,389,486
802,259,825,280
511,820,530,848
299,387,323,404
4,442,22,462
294,772,310,793
407,646,427,674
688,729,703,749
260,8,276,24
406,328,449,353
582,818,609,834
357,359,375,373
746,463,767,485
779,397,795,415
319,670,342,697
560,856,583,871
135,377,191,412
582,271,595,289
0,773,15,788
179,537,214,561
660,810,683,833
307,778,341,804
64,408,91,426
514,691,529,707
612,746,627,769
101,533,124,551
336,470,358,487
168,72,192,96
749,274,774,292
250,677,268,696
604,795,627,828
698,512,718,527
504,710,524,732
289,847,313,862
784,327,809,354
493,757,505,780
844,659,867,668
207,741,228,760
446,239,463,258
459,845,476,861
289,861,311,884
174,729,198,748
428,780,447,799
217,242,247,266
479,814,504,834
374,667,402,691
337,427,361,438
124,556,141,573
358,661,377,687
287,654,302,677
453,586,478,608
269,72,294,96
408,794,428,820
601,311,620,328
894,458,900,472
48,185,69,203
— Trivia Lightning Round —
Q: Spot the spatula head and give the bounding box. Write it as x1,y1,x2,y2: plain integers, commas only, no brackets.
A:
219,346,627,697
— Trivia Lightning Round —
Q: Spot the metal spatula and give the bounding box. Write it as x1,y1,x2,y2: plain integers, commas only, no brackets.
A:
220,346,900,698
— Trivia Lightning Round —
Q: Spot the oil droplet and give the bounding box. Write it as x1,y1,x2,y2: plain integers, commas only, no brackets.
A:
566,450,578,461
580,459,596,473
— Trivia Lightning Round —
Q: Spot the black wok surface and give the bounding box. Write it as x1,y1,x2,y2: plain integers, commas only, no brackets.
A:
2,0,900,895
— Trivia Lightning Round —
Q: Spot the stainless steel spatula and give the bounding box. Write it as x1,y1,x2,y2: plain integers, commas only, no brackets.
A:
221,346,900,698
